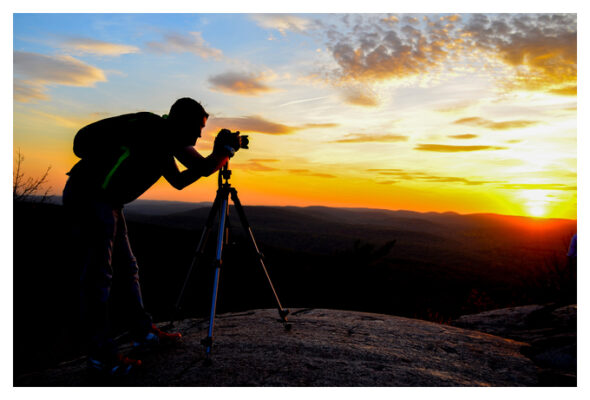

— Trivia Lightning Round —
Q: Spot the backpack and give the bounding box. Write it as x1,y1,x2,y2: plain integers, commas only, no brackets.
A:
73,112,161,159
70,112,163,190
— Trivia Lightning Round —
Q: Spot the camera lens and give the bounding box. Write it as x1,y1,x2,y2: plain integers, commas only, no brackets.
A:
240,135,249,149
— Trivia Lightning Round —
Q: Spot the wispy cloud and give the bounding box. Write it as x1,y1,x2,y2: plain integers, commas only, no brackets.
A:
332,133,409,143
303,123,340,129
31,111,85,129
231,160,279,172
549,85,577,96
14,51,106,86
60,37,139,56
447,134,478,139
207,115,338,134
498,183,577,191
146,31,222,59
14,51,107,102
229,159,336,176
341,85,379,107
288,169,336,178
208,72,276,96
414,144,507,152
207,115,298,135
250,14,312,35
13,80,48,103
278,96,330,107
436,101,474,113
452,117,539,130
368,168,495,186
250,158,280,163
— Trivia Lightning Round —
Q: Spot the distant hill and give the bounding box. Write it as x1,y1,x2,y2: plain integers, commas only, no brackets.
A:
124,201,576,284
13,200,576,377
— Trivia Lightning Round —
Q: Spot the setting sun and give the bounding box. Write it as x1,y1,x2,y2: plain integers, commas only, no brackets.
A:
528,204,547,218
13,13,577,220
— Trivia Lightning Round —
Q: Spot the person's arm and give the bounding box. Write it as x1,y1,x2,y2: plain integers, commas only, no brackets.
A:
163,147,229,190
174,146,229,176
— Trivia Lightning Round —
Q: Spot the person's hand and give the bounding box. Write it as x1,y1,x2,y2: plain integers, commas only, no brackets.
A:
213,129,232,154
214,129,245,156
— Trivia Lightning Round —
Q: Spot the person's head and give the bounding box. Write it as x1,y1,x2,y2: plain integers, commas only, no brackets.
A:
168,97,209,147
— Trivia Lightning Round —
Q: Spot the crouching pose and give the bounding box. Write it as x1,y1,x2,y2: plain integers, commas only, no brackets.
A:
63,98,244,376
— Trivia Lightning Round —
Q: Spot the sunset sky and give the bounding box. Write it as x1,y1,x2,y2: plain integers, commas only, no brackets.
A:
12,11,578,219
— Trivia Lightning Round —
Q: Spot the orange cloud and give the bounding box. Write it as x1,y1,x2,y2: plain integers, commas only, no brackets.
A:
498,183,577,191
288,169,336,178
325,15,457,84
403,16,420,25
14,51,106,86
231,160,279,172
549,85,577,96
13,80,48,103
341,86,379,107
332,134,408,143
250,158,280,163
452,117,538,130
208,72,276,96
205,116,337,135
436,101,473,113
207,115,298,135
303,123,340,129
61,37,139,56
13,51,107,102
368,168,495,186
461,14,576,95
447,134,478,139
322,14,576,96
414,144,507,152
31,111,85,129
382,15,399,24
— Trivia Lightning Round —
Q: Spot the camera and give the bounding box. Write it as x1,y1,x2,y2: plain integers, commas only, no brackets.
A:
235,132,249,149
217,129,249,151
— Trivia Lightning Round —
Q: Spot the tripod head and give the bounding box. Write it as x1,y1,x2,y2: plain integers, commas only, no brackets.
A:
218,162,232,188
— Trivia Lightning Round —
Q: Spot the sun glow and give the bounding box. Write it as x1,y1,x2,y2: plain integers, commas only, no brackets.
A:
12,14,577,221
528,204,547,218
519,190,553,218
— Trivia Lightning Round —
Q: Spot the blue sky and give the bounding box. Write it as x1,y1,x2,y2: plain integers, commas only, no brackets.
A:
11,10,581,219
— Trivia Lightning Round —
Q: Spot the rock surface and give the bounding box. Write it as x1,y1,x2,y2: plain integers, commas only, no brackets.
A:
453,304,576,386
15,308,539,386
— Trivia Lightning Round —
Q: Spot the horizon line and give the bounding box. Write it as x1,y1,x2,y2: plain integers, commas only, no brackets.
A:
30,195,578,222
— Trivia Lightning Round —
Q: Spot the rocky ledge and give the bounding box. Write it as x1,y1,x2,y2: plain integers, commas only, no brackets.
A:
453,303,576,386
16,308,540,386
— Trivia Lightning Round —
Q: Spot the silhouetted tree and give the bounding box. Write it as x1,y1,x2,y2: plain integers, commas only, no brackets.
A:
13,149,52,203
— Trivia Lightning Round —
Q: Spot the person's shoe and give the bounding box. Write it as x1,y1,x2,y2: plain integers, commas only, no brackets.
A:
133,324,182,349
87,353,142,377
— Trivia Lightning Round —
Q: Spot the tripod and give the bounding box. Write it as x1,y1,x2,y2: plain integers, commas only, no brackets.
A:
169,162,291,363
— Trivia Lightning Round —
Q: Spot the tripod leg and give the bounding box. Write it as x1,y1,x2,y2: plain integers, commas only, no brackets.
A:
203,192,230,360
169,195,221,326
229,188,291,325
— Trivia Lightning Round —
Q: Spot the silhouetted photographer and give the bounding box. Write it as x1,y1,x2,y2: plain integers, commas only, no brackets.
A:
63,97,246,377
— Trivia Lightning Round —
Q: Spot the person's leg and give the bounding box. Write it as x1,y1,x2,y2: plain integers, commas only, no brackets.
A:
81,202,120,360
114,210,182,347
64,179,117,359
114,210,153,339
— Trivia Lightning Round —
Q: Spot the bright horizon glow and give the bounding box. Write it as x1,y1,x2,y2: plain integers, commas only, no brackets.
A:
13,13,577,220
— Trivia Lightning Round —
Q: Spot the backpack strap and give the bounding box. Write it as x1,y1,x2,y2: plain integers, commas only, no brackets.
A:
101,146,131,190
